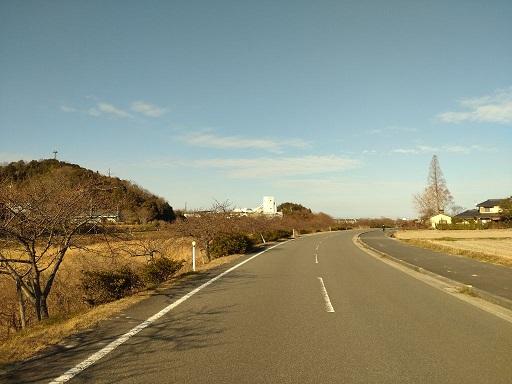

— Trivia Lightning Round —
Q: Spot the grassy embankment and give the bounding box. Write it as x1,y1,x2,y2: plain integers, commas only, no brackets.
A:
0,230,249,366
394,229,512,267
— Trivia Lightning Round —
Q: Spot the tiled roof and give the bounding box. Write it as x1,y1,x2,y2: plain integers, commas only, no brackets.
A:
454,209,502,219
477,199,504,208
454,209,479,218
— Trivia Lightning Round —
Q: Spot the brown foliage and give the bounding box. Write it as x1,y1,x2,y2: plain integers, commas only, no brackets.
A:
0,170,114,324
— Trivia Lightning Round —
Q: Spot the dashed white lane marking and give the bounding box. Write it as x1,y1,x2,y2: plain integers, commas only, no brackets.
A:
318,277,335,313
315,254,318,264
48,241,289,384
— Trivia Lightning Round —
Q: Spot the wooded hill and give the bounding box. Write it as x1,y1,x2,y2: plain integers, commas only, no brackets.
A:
0,159,175,223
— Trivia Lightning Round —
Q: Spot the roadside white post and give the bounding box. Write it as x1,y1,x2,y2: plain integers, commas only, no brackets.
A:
192,241,196,272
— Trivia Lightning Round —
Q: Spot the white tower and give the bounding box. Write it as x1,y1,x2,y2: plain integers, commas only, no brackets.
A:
263,196,277,215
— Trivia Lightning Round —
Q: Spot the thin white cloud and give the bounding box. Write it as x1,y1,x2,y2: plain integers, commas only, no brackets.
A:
392,148,420,154
87,108,101,117
180,131,310,153
96,103,132,119
60,105,78,113
60,102,132,119
155,155,359,179
276,178,418,193
131,101,166,117
366,126,418,135
438,87,512,124
285,138,311,149
391,144,496,155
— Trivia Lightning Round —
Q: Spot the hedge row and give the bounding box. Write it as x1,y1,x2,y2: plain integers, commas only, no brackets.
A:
262,229,292,242
80,257,183,306
81,230,295,306
210,233,254,259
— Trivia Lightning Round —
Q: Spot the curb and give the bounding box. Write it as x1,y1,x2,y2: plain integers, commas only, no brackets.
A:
356,231,512,312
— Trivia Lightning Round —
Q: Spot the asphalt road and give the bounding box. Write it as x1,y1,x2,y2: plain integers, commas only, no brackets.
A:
360,230,512,303
4,230,512,383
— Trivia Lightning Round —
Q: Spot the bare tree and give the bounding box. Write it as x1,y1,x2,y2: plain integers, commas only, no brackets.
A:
414,155,454,219
0,174,113,324
500,197,512,221
449,205,465,216
172,200,235,262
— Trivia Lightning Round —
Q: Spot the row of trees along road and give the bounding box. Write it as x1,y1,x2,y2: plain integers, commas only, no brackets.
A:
0,172,114,327
0,160,338,331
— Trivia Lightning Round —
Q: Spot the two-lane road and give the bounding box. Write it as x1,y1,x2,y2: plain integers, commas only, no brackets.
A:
6,230,512,383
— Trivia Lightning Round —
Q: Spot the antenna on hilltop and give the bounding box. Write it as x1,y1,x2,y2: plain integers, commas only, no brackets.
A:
52,150,58,160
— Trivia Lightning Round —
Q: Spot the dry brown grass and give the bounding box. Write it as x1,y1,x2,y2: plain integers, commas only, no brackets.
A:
402,239,512,267
0,289,149,365
395,229,512,267
394,229,512,240
0,230,220,365
0,245,243,367
431,239,512,261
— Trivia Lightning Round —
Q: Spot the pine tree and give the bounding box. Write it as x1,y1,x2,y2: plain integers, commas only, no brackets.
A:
414,155,454,219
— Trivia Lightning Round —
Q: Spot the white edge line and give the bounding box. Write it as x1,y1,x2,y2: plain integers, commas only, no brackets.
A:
318,277,335,313
48,240,289,384
315,254,318,264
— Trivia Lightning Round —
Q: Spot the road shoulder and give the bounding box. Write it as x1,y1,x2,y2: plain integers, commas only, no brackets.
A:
354,231,512,324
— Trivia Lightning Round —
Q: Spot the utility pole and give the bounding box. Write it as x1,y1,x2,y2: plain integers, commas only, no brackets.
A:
52,150,58,160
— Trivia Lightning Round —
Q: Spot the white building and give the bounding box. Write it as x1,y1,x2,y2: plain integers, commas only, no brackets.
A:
429,213,452,228
262,196,277,215
233,196,281,216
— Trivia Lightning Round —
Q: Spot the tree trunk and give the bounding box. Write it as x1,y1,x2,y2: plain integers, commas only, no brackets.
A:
32,277,43,321
40,296,49,319
16,280,26,329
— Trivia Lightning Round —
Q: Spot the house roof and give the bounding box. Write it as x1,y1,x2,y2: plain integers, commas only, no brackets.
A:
477,199,504,208
454,209,502,219
455,209,479,218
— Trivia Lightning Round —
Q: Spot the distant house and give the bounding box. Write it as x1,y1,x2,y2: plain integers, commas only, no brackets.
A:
455,198,506,223
429,213,452,228
77,209,120,223
93,211,120,223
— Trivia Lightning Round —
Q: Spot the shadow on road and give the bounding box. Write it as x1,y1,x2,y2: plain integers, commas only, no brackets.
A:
1,258,259,384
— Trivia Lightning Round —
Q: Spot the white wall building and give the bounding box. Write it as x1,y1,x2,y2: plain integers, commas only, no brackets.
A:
263,196,277,215
429,213,452,228
233,196,281,216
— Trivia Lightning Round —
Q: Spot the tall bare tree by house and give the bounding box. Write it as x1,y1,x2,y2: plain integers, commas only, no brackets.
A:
414,155,454,219
0,172,113,325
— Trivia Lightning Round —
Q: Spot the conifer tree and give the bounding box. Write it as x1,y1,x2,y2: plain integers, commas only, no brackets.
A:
414,155,454,219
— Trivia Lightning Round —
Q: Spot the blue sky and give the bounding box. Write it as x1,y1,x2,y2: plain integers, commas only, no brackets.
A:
1,0,511,218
